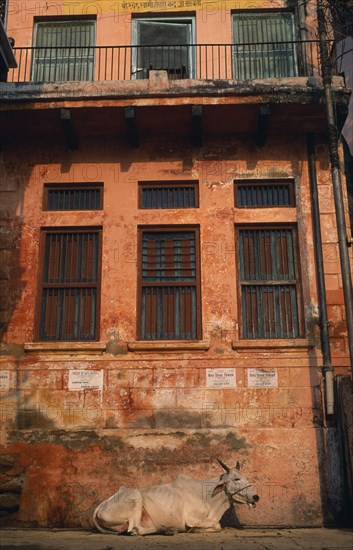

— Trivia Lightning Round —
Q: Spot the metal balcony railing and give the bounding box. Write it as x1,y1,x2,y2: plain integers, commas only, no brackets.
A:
8,40,324,83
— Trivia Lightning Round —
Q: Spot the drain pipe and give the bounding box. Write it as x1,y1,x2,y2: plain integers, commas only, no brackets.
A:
307,134,334,416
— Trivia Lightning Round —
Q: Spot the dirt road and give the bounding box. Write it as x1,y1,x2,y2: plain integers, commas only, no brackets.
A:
1,527,352,550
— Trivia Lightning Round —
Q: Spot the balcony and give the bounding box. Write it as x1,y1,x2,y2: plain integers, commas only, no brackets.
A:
8,40,323,83
1,38,348,148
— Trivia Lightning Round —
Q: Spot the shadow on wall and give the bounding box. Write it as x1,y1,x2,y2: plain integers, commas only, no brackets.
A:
0,153,26,349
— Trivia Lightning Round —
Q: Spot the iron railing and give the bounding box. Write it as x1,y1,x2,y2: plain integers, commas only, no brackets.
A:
8,40,323,83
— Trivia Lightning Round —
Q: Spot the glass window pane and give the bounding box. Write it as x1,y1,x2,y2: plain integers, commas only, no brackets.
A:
133,18,194,79
33,20,95,82
233,12,297,79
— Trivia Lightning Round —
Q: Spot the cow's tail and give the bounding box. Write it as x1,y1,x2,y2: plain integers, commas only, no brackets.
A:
93,504,129,534
92,504,109,534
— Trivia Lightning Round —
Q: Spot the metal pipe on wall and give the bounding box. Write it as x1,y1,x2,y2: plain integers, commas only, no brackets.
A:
307,133,334,416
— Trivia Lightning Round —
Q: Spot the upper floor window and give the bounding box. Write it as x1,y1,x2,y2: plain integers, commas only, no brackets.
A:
235,179,295,207
139,181,199,209
43,183,103,211
32,19,95,82
37,228,102,341
138,227,201,340
237,226,302,339
233,11,297,79
132,16,195,79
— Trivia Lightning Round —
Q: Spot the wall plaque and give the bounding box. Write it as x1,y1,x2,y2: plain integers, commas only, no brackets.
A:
69,370,104,391
247,368,278,388
0,371,10,391
206,368,236,388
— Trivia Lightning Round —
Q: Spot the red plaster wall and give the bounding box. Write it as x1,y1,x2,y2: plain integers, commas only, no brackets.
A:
1,134,350,527
1,0,352,531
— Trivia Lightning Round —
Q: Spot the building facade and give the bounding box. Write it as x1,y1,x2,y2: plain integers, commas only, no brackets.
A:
0,0,352,528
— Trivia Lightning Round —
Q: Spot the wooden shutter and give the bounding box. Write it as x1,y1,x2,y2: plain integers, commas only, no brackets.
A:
239,227,301,339
38,229,101,341
139,228,200,340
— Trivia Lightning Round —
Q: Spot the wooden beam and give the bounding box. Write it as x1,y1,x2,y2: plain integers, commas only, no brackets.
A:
60,109,78,150
191,105,203,147
256,104,270,148
125,106,139,148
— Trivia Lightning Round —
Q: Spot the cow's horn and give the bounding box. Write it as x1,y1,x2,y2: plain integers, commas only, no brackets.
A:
217,459,230,473
236,461,241,470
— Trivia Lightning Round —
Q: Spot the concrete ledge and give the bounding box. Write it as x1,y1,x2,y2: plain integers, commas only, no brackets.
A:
24,342,106,353
128,341,210,352
0,75,348,106
232,339,314,352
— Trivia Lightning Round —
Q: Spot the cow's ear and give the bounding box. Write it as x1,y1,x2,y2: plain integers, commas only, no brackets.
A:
211,482,225,498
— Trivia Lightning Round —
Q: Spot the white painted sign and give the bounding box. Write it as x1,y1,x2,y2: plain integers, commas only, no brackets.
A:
247,368,278,388
206,368,236,388
0,371,10,391
69,370,104,391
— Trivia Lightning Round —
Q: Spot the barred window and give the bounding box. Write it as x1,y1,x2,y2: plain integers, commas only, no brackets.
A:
233,11,297,79
32,19,95,82
238,226,302,339
139,181,198,209
235,180,295,207
38,228,101,341
138,227,201,340
43,183,103,211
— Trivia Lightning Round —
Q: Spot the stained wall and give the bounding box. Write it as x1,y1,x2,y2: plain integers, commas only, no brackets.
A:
1,0,352,529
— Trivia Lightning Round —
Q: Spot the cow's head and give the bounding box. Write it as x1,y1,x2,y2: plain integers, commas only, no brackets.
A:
211,459,260,508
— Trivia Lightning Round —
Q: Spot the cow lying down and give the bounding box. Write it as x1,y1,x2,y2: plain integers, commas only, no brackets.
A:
93,459,259,535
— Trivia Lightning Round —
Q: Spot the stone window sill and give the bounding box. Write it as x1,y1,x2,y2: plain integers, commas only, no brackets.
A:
232,339,314,352
128,341,210,352
24,342,106,353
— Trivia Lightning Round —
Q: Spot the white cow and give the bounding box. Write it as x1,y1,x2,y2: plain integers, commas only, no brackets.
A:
93,459,259,535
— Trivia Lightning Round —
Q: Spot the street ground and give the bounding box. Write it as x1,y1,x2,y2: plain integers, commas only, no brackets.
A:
0,528,352,550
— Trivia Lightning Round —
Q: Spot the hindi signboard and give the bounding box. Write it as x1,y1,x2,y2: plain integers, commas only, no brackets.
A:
69,370,104,391
206,368,236,388
247,368,278,388
0,371,10,391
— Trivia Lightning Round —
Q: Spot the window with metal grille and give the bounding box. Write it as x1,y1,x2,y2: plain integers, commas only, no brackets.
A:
132,17,195,79
139,181,199,209
233,11,297,79
32,19,95,82
38,228,101,341
139,228,201,340
235,180,295,207
238,227,301,339
43,183,103,210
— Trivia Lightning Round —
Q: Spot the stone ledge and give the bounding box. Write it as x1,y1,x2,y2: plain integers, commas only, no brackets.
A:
128,341,210,352
24,342,106,353
232,339,314,352
0,75,347,104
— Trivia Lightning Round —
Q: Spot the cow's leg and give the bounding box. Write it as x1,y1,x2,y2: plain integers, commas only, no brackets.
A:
128,501,156,535
185,514,222,532
126,500,144,534
130,525,177,535
129,525,159,535
94,489,144,535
